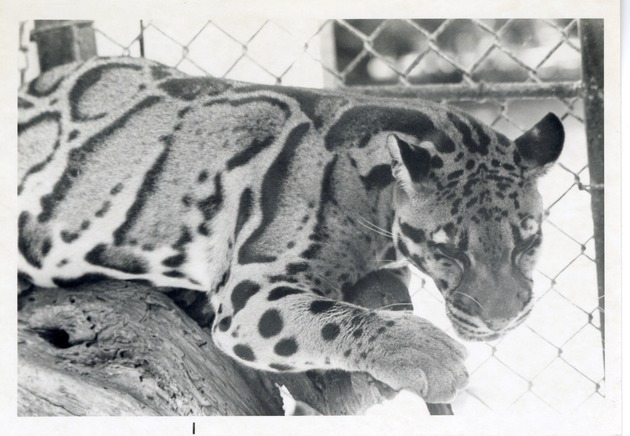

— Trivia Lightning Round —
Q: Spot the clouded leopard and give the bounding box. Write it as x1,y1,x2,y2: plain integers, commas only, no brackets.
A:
18,56,563,403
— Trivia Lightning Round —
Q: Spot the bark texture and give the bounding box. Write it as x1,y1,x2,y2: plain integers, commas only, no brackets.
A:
18,278,405,416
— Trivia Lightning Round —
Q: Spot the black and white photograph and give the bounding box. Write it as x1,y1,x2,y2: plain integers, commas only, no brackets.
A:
1,1,623,435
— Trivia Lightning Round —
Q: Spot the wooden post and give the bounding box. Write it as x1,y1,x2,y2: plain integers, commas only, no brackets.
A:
30,20,97,72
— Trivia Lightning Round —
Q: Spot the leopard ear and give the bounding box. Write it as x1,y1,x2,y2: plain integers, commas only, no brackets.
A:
514,113,564,177
387,134,432,196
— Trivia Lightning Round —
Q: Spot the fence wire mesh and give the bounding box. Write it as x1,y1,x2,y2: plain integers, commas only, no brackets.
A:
18,18,604,416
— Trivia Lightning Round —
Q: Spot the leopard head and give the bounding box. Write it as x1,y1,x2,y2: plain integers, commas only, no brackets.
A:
388,112,564,341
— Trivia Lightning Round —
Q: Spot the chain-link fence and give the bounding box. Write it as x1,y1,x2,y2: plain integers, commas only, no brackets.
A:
18,19,604,416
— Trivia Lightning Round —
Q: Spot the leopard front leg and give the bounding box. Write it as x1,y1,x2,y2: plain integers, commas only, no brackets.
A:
210,275,468,403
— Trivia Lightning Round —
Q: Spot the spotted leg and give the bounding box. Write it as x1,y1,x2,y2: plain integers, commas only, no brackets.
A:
210,271,468,403
341,266,457,414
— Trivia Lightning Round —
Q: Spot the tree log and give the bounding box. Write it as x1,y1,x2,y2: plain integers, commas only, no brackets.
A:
18,278,405,416
18,282,285,415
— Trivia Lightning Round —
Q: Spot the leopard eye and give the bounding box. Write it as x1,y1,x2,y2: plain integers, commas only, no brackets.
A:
514,236,540,278
435,244,468,267
436,244,458,258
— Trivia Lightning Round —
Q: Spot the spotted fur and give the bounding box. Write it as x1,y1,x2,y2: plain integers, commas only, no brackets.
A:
18,57,563,403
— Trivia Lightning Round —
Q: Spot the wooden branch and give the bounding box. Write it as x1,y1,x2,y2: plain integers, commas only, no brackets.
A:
18,280,398,416
18,282,285,415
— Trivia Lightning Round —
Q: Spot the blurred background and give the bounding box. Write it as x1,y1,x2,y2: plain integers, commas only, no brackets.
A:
18,18,604,417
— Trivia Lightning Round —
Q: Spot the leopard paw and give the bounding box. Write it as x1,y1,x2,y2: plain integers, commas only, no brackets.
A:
366,312,469,403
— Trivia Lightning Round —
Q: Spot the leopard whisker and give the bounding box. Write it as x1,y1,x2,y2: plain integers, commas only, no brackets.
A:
354,220,393,239
450,290,489,316
375,259,410,270
373,302,414,312
351,212,394,238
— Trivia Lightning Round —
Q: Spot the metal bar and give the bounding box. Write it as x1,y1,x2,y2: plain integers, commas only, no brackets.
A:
578,19,605,364
340,81,583,101
139,20,145,58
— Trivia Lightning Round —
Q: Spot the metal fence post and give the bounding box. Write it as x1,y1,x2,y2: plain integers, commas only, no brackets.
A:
578,19,604,363
30,20,97,72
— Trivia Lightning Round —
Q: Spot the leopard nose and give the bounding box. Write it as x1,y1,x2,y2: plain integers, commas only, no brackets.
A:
485,318,511,332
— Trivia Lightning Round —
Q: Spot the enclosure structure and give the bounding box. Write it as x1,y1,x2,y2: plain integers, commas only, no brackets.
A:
17,18,604,416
